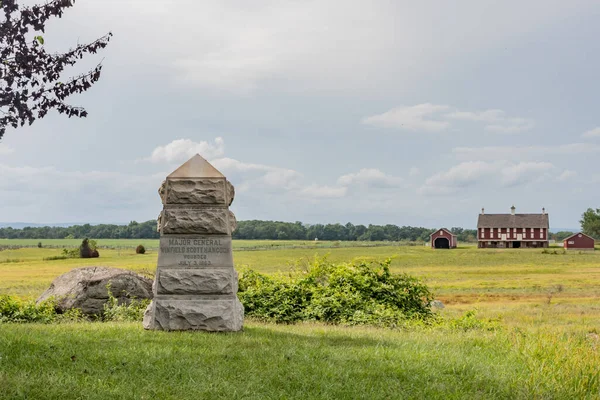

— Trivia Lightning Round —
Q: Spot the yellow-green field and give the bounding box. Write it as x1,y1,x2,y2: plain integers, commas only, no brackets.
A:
2,242,600,332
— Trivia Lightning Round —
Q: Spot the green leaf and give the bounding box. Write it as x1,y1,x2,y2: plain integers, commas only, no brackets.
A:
35,36,44,45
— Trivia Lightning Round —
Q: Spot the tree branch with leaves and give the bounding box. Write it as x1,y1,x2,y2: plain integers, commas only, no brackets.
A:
0,0,112,140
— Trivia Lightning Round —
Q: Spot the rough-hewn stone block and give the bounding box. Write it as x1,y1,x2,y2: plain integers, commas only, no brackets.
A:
157,268,237,295
166,179,226,205
162,208,230,235
148,298,244,331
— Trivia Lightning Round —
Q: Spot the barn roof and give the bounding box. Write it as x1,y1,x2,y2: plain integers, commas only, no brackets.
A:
477,213,549,229
563,232,595,242
429,228,455,237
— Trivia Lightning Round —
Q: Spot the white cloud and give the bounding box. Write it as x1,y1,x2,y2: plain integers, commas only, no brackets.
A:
485,118,535,134
409,167,420,177
211,157,302,190
211,157,273,173
418,161,554,195
419,161,494,195
582,127,600,138
0,144,15,156
453,143,600,161
446,109,534,134
299,184,348,199
337,168,403,188
149,137,225,164
557,170,577,182
500,162,553,187
362,103,451,131
445,109,505,122
364,104,533,133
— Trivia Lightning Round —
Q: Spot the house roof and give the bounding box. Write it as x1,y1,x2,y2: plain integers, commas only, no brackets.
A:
563,232,595,242
477,213,549,229
429,228,455,237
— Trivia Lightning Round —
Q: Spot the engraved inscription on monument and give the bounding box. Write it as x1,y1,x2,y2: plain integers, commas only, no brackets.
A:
158,236,233,268
143,154,244,332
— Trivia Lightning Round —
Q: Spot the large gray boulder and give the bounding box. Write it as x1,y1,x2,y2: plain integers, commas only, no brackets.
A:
37,266,153,316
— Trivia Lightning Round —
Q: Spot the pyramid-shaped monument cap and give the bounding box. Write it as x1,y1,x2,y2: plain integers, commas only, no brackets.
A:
167,154,225,178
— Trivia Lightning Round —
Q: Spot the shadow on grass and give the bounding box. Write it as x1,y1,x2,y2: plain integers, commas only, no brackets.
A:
0,321,531,399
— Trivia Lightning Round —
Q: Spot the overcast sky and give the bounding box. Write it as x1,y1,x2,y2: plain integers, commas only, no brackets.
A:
1,0,599,229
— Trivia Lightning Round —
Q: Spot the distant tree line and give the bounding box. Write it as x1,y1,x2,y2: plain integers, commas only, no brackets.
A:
233,220,459,242
0,219,584,243
0,221,159,240
0,220,480,242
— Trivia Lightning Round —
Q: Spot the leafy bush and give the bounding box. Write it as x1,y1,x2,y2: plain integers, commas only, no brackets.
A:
448,310,501,331
0,295,57,323
136,245,146,254
238,257,434,326
37,242,42,248
61,248,80,258
102,284,150,322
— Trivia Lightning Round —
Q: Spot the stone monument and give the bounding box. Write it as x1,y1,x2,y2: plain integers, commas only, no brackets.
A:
143,154,244,331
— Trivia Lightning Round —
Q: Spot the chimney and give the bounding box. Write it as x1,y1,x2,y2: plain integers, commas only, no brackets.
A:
511,205,516,215
481,208,485,215
542,207,545,215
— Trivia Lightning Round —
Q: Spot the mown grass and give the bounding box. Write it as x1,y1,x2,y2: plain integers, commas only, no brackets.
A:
1,321,599,399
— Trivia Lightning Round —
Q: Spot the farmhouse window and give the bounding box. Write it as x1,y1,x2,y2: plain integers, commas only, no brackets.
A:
568,241,575,245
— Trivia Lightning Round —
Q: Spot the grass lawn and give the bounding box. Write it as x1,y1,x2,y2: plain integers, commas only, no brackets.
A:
2,321,598,399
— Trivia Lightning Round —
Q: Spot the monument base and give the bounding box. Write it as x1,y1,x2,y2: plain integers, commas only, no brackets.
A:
143,297,244,332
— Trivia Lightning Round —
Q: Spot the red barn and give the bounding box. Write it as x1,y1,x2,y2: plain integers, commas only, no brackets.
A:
477,206,549,249
430,228,457,249
563,232,595,251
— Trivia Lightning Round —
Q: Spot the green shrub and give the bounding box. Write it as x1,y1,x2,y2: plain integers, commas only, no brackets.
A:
238,257,434,326
55,308,87,323
0,295,57,324
136,245,146,254
448,310,501,331
61,248,80,258
102,284,150,322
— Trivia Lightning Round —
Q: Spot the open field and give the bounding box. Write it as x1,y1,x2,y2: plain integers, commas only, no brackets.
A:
2,242,600,330
0,238,402,250
2,241,600,398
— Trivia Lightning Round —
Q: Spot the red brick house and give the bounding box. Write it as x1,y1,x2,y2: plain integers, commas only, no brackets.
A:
430,228,457,249
563,232,595,251
477,206,549,249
